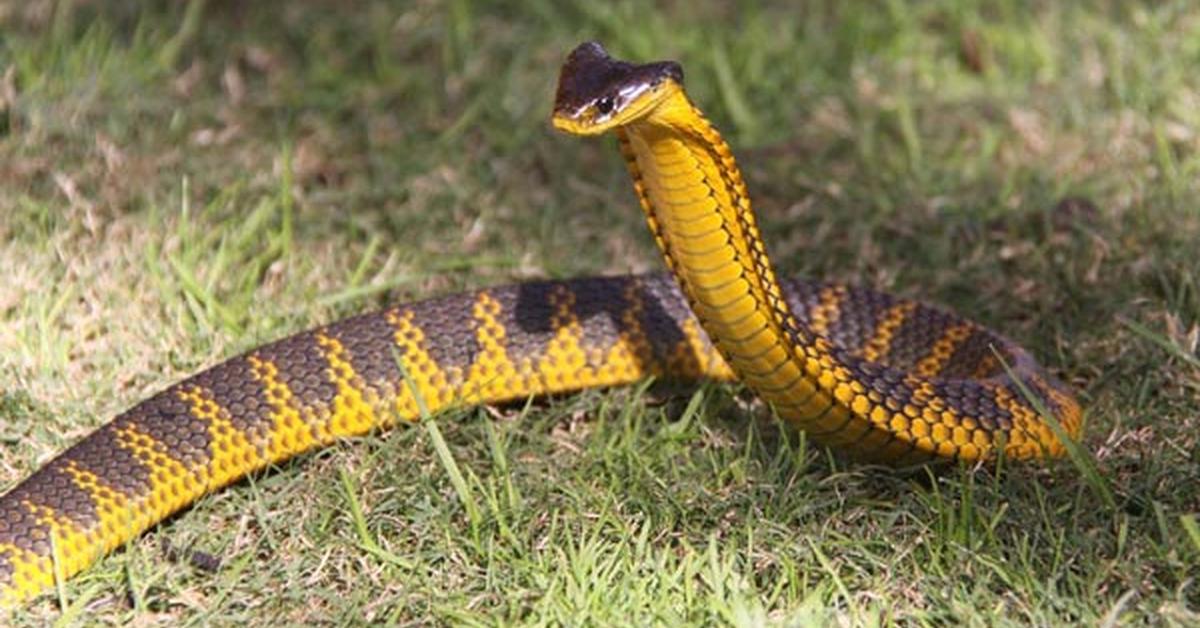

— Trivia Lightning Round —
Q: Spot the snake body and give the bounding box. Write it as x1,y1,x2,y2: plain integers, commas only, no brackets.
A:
0,42,1081,607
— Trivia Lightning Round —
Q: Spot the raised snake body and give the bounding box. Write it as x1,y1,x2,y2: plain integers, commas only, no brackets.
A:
0,42,1081,607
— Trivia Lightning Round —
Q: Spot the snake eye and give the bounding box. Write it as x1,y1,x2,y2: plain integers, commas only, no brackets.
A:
595,95,616,115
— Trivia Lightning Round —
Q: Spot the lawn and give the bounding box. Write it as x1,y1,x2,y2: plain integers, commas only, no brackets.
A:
0,0,1197,624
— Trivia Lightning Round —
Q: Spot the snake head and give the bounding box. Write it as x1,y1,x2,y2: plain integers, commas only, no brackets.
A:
552,41,684,135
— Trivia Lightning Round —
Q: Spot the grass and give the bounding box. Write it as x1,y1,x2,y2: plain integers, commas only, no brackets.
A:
1,0,1198,624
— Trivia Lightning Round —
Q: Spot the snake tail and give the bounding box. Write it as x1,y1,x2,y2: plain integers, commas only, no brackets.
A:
0,276,728,606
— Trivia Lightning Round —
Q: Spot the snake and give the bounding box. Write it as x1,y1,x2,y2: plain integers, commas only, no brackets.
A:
0,42,1082,608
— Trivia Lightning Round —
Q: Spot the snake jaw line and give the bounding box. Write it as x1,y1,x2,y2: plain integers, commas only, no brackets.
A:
551,41,683,136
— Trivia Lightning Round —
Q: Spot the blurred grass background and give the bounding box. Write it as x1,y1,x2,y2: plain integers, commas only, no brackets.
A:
0,0,1197,624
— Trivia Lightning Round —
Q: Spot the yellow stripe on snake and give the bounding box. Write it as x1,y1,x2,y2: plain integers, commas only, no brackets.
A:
0,42,1082,607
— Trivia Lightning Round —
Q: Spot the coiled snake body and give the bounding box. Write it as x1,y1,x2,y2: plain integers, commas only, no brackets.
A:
0,42,1081,607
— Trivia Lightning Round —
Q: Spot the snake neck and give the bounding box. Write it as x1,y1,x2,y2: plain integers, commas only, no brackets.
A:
553,42,1080,462
617,89,821,398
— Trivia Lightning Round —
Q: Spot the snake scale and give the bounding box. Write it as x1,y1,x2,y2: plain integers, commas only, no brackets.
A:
0,42,1082,608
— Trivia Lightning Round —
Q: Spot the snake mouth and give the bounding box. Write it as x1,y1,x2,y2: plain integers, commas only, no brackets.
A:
551,41,683,135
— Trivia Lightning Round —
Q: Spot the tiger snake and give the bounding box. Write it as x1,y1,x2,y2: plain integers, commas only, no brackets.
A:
0,42,1081,608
